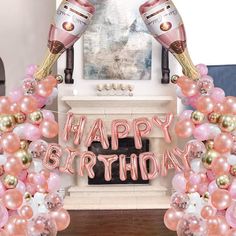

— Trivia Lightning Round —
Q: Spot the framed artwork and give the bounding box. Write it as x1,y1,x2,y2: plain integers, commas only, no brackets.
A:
83,0,152,80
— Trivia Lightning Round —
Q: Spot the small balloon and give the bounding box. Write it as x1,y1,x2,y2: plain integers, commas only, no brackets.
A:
50,208,70,231
44,193,63,211
170,192,190,211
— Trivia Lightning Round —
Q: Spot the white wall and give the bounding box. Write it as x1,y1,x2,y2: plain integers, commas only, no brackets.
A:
0,0,55,94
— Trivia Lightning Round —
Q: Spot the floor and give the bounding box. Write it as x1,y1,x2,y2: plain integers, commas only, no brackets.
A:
58,210,176,236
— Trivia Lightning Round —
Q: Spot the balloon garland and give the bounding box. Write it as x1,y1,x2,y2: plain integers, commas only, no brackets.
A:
0,67,70,236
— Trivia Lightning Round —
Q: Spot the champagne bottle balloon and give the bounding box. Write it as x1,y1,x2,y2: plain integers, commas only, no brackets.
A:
34,0,95,80
140,0,200,80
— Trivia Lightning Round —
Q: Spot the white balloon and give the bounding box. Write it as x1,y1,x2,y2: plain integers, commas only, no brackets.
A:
0,155,7,165
227,154,236,165
190,159,206,174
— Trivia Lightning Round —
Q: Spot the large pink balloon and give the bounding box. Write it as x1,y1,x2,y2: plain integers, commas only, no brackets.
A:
14,123,41,141
214,133,233,153
196,95,215,114
172,173,187,193
36,80,53,97
164,207,183,231
2,133,20,153
226,204,236,228
4,156,23,175
211,87,225,103
39,120,59,138
226,229,236,236
19,95,38,114
175,119,194,139
41,110,55,121
193,123,210,141
224,96,236,114
178,110,193,121
211,189,232,210
2,189,23,210
196,64,208,76
50,208,70,231
47,172,61,192
211,156,230,176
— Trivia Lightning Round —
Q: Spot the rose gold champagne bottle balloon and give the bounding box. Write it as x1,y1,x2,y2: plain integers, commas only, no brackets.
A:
34,0,95,80
140,0,199,80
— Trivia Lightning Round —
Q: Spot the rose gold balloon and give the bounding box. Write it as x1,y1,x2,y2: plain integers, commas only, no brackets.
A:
214,102,225,113
9,102,20,114
196,95,215,114
0,229,8,236
224,96,236,114
201,205,215,219
2,133,20,153
5,215,28,236
180,80,199,97
20,95,38,114
2,189,23,210
175,119,194,139
39,120,59,138
211,189,232,210
19,205,33,219
44,75,58,87
50,208,70,231
226,229,236,236
36,80,53,97
4,156,23,176
0,96,11,114
214,133,233,153
164,207,184,231
207,216,220,235
211,156,230,176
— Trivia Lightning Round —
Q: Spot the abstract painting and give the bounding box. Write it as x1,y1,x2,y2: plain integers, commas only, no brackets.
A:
83,0,152,80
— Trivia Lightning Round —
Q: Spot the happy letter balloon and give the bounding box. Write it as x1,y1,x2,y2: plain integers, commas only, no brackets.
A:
34,0,95,80
140,0,199,80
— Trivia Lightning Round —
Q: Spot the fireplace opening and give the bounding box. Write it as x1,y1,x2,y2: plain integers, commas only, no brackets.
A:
88,138,149,185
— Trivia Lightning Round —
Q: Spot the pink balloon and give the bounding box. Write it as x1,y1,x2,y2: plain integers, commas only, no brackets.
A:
187,94,200,109
196,95,215,114
20,95,38,114
175,119,195,139
44,75,57,87
0,96,11,114
35,80,53,97
178,110,193,121
229,180,236,200
224,96,236,115
15,180,26,194
9,88,24,103
211,156,230,176
41,110,55,121
0,204,9,228
50,208,70,231
226,229,236,236
18,170,27,182
208,180,219,194
14,123,41,141
2,189,23,210
214,133,233,154
2,133,20,153
172,173,187,193
26,64,37,76
0,181,6,198
193,123,210,141
47,172,61,192
211,189,232,210
4,156,23,176
226,204,236,228
214,102,225,113
39,120,59,139
201,205,215,219
196,64,208,76
211,87,226,103
19,205,33,220
33,94,47,108
164,207,184,231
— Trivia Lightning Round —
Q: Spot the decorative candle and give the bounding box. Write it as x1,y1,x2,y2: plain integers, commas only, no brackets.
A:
34,0,95,80
140,0,200,80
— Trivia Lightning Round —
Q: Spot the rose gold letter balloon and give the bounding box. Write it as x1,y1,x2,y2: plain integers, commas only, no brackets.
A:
78,151,96,178
119,154,138,181
34,0,95,80
140,0,199,80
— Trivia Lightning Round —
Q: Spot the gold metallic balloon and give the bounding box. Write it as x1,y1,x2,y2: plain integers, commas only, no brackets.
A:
171,75,179,84
216,175,231,189
230,165,236,176
15,149,32,169
191,111,205,124
24,192,32,201
0,165,4,176
55,74,63,84
205,140,214,150
20,140,29,150
28,110,43,125
202,150,219,169
0,115,16,132
218,115,236,132
208,112,221,124
14,112,26,124
3,174,18,189
203,192,210,201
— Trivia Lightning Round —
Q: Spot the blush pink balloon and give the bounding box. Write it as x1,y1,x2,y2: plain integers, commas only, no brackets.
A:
164,208,184,231
214,133,233,154
214,102,225,113
4,156,23,176
211,88,225,103
2,133,20,153
18,170,27,182
9,102,20,114
229,180,236,200
19,205,33,220
172,173,187,193
9,89,24,103
44,76,57,87
208,180,219,194
33,94,47,108
47,172,61,192
20,95,38,114
217,216,230,235
14,123,41,141
182,81,199,97
187,94,200,109
201,205,215,219
224,96,236,115
196,95,215,114
226,204,236,228
226,229,236,236
0,204,9,228
175,119,194,139
211,189,232,210
39,120,58,139
179,110,193,121
2,189,23,210
50,208,70,231
193,123,210,141
41,110,55,121
35,80,53,97
0,181,6,198
26,64,37,76
211,156,230,176
196,64,208,76
15,180,26,195
0,96,11,114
